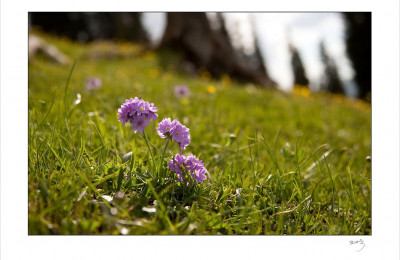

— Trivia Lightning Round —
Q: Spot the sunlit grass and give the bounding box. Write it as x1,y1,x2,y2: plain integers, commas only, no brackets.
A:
28,32,371,235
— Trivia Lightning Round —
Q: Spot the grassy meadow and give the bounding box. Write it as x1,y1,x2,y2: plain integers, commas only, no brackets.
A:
28,32,371,235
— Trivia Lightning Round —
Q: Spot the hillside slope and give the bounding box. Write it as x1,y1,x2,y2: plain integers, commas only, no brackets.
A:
28,33,371,235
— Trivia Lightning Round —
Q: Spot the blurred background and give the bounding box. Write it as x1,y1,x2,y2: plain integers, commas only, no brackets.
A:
29,12,371,101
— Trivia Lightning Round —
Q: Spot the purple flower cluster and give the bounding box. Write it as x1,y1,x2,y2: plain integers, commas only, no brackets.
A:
168,154,207,184
174,85,190,98
118,97,158,134
118,95,207,186
156,118,190,153
85,77,102,90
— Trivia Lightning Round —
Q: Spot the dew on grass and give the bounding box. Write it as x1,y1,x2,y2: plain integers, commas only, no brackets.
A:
77,190,87,202
110,207,118,216
74,93,81,105
120,227,129,235
142,206,157,214
100,195,113,203
235,188,242,199
187,224,197,233
87,111,99,117
113,191,125,202
122,152,133,163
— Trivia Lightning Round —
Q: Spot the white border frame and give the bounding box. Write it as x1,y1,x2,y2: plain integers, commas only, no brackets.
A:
1,1,399,260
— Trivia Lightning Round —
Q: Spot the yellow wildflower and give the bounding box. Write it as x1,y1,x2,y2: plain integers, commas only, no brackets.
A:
198,67,211,81
143,51,156,60
292,85,311,98
221,74,231,88
206,85,216,94
148,68,160,78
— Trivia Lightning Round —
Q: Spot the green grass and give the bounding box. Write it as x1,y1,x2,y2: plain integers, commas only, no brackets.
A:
28,32,371,235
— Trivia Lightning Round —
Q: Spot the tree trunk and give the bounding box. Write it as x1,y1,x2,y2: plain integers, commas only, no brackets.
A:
160,12,276,87
343,12,371,100
320,42,344,94
290,44,309,86
29,12,149,43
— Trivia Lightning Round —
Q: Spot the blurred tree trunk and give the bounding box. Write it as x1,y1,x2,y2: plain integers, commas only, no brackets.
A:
290,44,309,86
159,12,276,87
343,13,371,100
29,12,149,43
320,42,343,94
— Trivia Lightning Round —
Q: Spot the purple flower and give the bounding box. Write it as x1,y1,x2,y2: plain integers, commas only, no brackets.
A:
118,97,158,134
170,123,190,153
174,85,190,98
156,118,177,139
85,77,102,90
156,118,190,153
168,154,207,184
131,114,150,134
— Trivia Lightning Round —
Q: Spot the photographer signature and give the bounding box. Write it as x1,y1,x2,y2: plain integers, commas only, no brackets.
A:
349,239,366,252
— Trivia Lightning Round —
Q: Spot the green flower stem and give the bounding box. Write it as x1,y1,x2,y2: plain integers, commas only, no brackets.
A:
159,138,171,178
142,131,156,175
